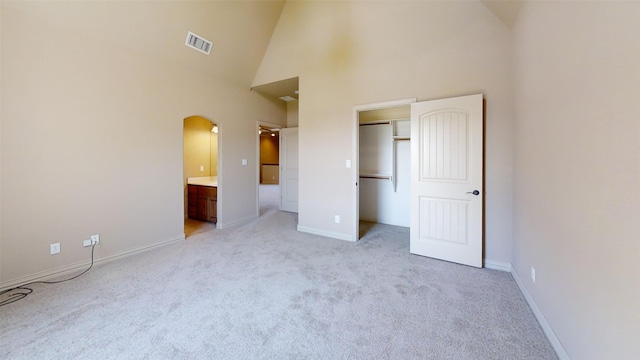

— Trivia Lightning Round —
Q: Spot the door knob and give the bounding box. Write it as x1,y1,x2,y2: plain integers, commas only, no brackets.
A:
466,190,480,196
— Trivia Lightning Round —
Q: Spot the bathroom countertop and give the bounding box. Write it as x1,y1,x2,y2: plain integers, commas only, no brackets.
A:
187,176,217,187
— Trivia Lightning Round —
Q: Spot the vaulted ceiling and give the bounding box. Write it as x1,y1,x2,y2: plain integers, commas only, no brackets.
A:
3,1,285,85
3,0,520,95
481,0,523,28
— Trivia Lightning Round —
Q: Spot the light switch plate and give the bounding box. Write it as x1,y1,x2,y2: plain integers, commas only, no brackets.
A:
531,267,536,283
50,243,61,255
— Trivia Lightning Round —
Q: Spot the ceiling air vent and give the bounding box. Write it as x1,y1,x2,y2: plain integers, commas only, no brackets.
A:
185,31,212,55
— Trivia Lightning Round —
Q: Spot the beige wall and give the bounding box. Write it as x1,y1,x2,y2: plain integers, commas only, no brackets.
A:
512,2,640,359
254,1,514,265
286,100,298,127
0,3,4,270
260,135,279,164
0,4,285,286
184,116,215,179
210,129,218,177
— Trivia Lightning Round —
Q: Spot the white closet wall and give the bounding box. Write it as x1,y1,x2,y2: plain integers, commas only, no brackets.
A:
359,118,410,227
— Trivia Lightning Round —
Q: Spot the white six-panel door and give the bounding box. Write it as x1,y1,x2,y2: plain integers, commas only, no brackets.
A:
410,94,483,267
279,127,299,213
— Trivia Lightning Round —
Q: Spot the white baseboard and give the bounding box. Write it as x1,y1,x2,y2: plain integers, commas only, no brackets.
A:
0,234,185,291
511,268,571,360
360,217,409,228
297,225,355,242
217,215,257,229
484,259,512,272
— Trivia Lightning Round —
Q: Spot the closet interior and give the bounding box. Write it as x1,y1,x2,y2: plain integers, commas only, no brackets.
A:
359,106,411,227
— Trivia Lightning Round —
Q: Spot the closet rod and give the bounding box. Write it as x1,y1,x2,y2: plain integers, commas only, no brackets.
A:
359,121,391,126
359,174,392,180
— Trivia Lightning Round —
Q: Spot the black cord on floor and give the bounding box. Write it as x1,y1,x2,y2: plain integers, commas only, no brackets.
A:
0,244,96,306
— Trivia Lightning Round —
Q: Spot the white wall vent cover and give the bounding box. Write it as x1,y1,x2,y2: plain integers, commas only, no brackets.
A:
185,31,212,55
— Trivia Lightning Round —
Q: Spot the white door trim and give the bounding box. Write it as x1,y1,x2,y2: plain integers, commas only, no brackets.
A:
280,127,299,213
352,98,417,241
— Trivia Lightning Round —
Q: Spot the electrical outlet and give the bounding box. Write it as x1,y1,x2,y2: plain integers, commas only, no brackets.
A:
334,215,340,224
199,165,204,172
50,243,61,255
90,234,100,245
531,267,536,283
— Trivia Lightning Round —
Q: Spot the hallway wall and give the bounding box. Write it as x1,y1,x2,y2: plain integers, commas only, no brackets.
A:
260,134,279,184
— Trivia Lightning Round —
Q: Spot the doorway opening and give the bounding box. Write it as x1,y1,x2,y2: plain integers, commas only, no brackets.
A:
258,123,281,217
251,77,299,219
183,115,219,238
353,98,416,240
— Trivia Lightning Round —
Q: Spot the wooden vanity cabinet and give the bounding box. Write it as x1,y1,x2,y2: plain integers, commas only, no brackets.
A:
187,185,217,223
206,195,217,223
187,186,198,219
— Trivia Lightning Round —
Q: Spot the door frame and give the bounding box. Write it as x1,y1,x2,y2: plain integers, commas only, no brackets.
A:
351,98,417,241
279,127,299,213
255,120,284,218
182,115,221,230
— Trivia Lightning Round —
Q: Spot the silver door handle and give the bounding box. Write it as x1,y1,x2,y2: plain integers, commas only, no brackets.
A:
466,190,480,196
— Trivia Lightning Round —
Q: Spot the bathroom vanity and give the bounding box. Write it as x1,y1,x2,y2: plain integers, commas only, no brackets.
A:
187,176,217,223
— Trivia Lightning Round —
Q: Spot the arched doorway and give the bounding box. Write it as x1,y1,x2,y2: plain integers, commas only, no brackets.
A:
183,115,219,237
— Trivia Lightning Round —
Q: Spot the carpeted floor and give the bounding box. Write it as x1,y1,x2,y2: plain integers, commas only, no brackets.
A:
259,183,281,217
0,187,557,359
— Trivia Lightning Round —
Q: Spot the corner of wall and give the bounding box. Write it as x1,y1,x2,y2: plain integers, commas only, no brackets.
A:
510,267,570,360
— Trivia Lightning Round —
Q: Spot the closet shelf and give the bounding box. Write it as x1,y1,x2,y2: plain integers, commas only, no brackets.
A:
359,121,391,126
359,173,393,180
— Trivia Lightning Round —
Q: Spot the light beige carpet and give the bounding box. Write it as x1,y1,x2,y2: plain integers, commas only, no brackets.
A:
0,208,557,359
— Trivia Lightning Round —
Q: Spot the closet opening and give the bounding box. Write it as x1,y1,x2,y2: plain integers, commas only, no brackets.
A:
353,99,415,240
